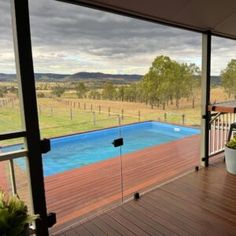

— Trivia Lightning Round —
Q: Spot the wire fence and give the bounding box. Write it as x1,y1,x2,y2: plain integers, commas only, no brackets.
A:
0,97,198,144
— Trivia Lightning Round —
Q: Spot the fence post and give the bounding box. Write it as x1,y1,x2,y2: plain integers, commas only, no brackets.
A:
78,102,80,109
70,108,73,120
121,109,124,120
117,115,121,127
108,107,110,116
38,105,41,116
84,103,86,110
138,110,141,122
99,105,101,114
164,113,167,122
182,114,185,125
91,104,93,111
51,107,53,116
93,112,96,126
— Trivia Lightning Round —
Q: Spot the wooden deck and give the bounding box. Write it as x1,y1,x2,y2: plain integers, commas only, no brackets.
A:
46,134,200,230
0,161,9,192
52,159,236,236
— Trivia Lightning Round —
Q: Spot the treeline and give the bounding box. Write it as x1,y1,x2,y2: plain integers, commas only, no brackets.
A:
47,56,236,108
221,59,236,99
0,86,18,97
98,56,201,109
51,56,201,109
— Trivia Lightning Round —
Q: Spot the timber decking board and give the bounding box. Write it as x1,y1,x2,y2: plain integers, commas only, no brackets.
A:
47,134,200,228
53,160,236,236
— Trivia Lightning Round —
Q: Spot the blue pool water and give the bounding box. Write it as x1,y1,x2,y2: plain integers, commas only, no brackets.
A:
5,121,199,176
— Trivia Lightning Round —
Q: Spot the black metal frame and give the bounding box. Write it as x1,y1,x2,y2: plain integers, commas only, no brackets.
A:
203,31,212,167
0,131,26,141
227,123,236,141
10,0,49,235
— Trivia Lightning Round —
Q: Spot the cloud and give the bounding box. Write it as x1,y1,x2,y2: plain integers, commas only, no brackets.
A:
0,0,235,74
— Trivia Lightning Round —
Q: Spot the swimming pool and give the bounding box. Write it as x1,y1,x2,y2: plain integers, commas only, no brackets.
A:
9,121,200,176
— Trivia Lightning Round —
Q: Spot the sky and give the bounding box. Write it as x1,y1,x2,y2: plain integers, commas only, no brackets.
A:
0,0,236,75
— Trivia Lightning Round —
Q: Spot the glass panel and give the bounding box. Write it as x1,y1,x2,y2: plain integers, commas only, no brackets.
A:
0,0,22,134
44,116,122,226
209,37,236,156
121,30,202,200
211,36,236,103
29,0,202,228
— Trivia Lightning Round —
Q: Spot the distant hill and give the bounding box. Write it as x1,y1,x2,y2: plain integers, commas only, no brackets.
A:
0,72,142,83
34,73,69,80
0,73,16,81
68,72,142,81
211,76,221,86
0,72,221,86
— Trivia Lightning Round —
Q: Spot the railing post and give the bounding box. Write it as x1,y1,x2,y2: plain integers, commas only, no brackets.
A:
9,159,17,195
201,31,211,167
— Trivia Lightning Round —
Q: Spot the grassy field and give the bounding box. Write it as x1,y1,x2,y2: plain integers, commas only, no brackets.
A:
0,87,231,146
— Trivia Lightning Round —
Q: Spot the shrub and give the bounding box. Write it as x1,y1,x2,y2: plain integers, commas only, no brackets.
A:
226,137,236,149
0,191,38,236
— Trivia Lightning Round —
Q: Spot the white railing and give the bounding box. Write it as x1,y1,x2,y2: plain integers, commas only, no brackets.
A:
209,112,236,156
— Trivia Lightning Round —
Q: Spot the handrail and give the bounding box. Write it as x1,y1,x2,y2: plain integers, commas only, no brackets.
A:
209,112,236,156
0,130,26,141
209,112,225,124
0,149,28,161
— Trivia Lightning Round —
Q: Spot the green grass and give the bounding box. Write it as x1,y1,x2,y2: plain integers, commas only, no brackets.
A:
0,108,22,133
0,98,202,146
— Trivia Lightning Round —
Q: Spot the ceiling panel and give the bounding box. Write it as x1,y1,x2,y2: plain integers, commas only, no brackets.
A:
59,0,236,39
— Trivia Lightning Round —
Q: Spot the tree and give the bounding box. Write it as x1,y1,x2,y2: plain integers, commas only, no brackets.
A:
51,86,65,97
185,63,201,108
141,55,176,109
8,86,18,97
89,89,101,99
37,92,45,98
117,86,125,101
75,82,87,98
140,55,201,109
102,81,116,100
221,59,236,99
0,86,7,98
